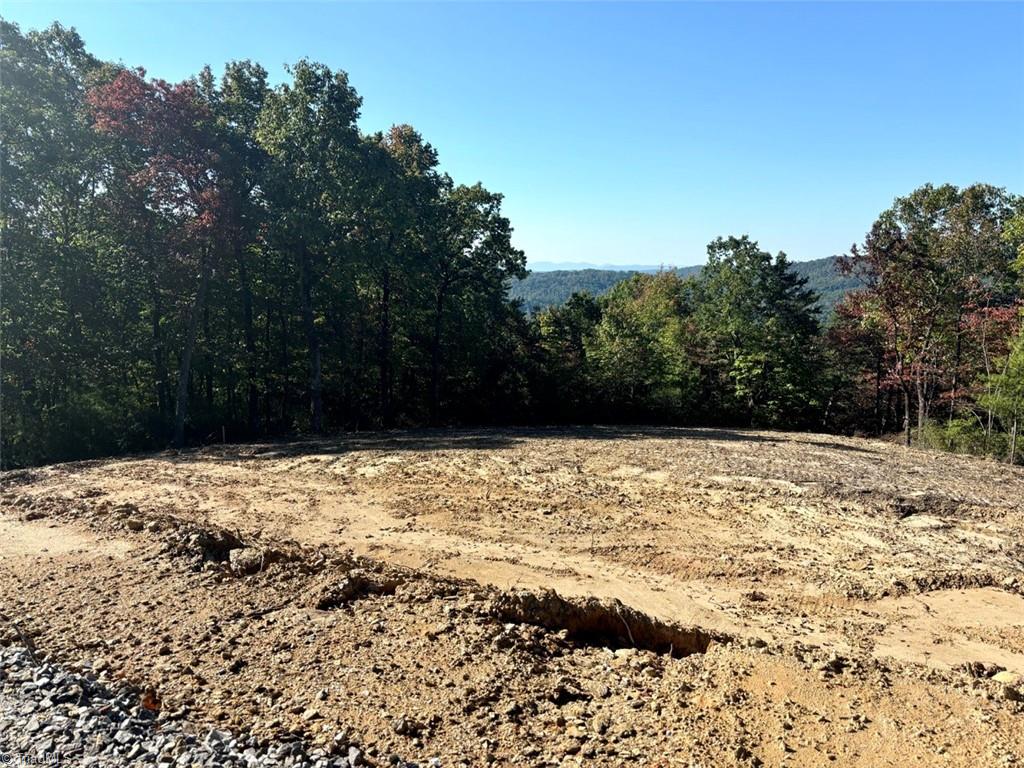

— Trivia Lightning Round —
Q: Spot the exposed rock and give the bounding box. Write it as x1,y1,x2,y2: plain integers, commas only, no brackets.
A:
229,547,264,575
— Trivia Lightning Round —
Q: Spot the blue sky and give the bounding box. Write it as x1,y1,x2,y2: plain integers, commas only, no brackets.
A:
6,2,1024,268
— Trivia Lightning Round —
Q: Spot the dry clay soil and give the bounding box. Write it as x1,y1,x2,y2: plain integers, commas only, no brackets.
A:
2,426,1024,767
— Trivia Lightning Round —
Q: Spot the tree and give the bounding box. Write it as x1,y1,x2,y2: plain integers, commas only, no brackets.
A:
692,236,822,426
534,292,602,421
838,184,1020,445
422,182,526,424
256,61,363,433
354,125,443,427
980,327,1024,463
205,61,271,434
89,69,229,447
0,22,115,464
585,272,696,420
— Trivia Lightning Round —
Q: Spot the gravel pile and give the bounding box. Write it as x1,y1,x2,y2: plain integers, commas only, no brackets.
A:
0,645,412,768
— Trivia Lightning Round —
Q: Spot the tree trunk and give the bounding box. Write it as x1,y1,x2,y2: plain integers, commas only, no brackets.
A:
173,251,212,448
1010,417,1019,466
916,375,926,441
378,266,393,428
278,305,289,427
902,387,912,447
203,302,213,407
873,355,883,435
429,284,447,426
236,239,259,434
948,309,964,439
299,244,323,433
263,294,273,431
148,268,170,426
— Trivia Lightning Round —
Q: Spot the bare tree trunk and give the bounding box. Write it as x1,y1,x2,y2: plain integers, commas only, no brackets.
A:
429,278,450,426
378,266,393,428
278,306,289,427
236,238,259,434
203,302,213,407
903,387,912,447
948,308,964,443
1010,417,1019,466
873,356,883,435
148,268,170,427
916,375,927,441
174,251,212,449
299,244,323,433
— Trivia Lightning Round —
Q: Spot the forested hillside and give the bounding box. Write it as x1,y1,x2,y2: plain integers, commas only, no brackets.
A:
510,269,643,309
511,257,861,315
2,20,1023,468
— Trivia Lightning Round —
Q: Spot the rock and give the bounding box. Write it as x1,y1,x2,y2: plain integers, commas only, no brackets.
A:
391,715,423,736
228,547,264,575
993,671,1021,685
126,518,145,532
550,683,588,706
424,623,451,640
205,728,231,747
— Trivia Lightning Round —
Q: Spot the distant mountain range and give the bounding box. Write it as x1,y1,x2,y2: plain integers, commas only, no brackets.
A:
527,261,671,272
510,256,863,316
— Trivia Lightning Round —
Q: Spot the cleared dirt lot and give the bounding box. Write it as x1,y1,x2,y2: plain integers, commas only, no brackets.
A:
2,427,1023,766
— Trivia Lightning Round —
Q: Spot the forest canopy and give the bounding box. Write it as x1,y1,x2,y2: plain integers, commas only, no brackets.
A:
2,21,1023,467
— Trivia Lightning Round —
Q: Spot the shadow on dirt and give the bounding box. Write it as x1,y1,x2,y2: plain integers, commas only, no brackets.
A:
164,425,816,464
493,588,729,658
12,425,879,473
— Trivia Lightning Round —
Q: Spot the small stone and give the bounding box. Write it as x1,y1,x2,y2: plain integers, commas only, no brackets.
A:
424,623,450,640
228,547,264,575
205,728,231,747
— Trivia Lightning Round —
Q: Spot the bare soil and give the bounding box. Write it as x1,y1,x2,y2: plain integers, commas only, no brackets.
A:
2,427,1023,766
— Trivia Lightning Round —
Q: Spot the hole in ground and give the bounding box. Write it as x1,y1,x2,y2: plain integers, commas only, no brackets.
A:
493,590,726,657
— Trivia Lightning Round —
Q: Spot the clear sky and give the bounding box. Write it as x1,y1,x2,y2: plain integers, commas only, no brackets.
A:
5,2,1024,268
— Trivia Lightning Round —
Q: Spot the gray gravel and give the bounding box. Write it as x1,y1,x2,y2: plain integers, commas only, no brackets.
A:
0,645,418,768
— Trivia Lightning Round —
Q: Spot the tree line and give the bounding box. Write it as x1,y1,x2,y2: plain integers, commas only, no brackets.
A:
2,22,1022,467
